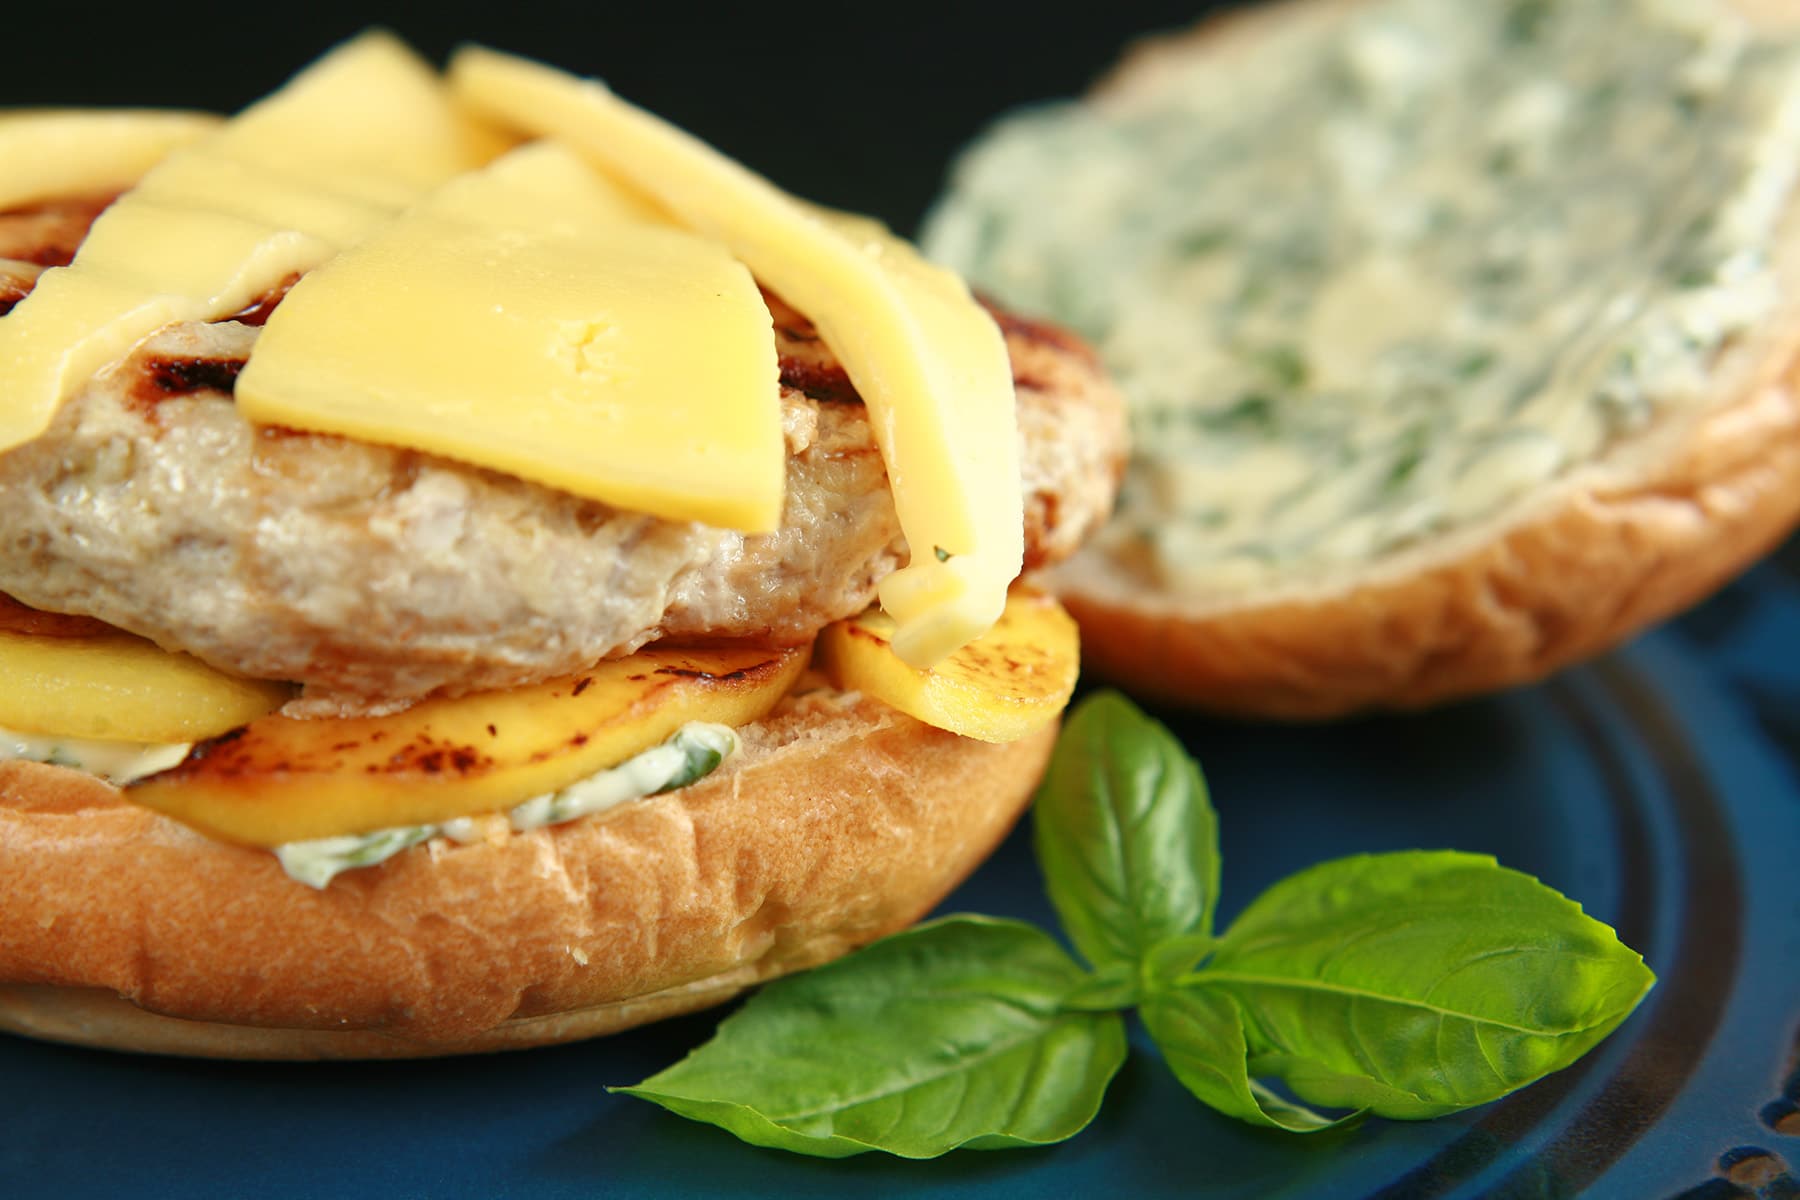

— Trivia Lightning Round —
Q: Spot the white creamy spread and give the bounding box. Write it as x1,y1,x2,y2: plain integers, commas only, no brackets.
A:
0,723,189,784
273,722,740,888
925,0,1800,595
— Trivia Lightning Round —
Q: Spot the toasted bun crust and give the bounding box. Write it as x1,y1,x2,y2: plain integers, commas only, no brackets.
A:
0,689,1053,1058
1040,0,1800,718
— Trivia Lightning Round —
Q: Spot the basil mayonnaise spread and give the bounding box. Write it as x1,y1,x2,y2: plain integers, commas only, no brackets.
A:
273,722,739,889
0,723,189,783
925,0,1800,595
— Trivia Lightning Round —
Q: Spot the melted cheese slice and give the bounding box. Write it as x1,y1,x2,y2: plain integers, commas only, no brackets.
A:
0,32,497,454
0,110,221,212
237,143,784,531
450,47,1023,665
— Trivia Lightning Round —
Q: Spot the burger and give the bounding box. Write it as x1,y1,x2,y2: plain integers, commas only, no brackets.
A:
0,36,1125,1057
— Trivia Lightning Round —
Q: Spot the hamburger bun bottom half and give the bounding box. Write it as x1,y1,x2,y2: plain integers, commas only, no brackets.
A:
0,683,1054,1059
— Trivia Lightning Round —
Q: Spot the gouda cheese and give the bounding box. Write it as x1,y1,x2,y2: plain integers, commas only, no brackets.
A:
450,47,1022,664
237,143,785,532
0,32,495,453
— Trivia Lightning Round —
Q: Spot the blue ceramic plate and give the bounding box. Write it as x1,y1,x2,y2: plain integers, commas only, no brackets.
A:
5,539,1799,1200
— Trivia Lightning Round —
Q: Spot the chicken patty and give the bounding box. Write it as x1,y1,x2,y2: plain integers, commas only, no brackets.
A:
0,245,1123,708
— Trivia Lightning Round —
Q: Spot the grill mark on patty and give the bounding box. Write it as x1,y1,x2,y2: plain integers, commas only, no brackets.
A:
768,287,1065,403
779,348,1063,404
767,288,863,405
124,342,250,425
127,355,248,422
0,274,30,318
148,356,245,396
0,198,297,325
224,273,301,327
1022,490,1064,571
779,357,860,404
0,192,118,268
6,201,1048,419
984,297,1098,365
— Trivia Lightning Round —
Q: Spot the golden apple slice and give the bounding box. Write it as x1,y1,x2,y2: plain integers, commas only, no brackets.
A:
128,643,808,846
0,629,290,743
816,588,1079,744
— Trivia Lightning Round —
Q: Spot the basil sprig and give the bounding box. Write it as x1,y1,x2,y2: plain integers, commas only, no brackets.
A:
614,917,1124,1158
618,692,1655,1156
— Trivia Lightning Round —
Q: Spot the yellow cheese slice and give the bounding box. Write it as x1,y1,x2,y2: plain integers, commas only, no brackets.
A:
236,143,785,531
450,47,1023,665
0,32,497,454
0,110,221,212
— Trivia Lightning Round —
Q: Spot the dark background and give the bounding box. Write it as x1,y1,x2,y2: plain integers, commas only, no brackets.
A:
2,1,1246,237
6,9,1800,1197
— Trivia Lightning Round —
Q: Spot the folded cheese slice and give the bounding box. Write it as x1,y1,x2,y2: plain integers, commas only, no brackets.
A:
0,110,221,213
236,143,785,532
450,47,1023,666
0,32,498,453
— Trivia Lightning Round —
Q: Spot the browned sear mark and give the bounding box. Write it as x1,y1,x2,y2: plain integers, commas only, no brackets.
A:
146,356,246,397
403,745,490,775
0,192,118,268
1022,490,1063,571
764,287,864,405
224,273,302,327
0,200,297,323
0,274,31,319
765,285,1071,403
779,357,860,405
186,726,250,763
982,296,1098,365
655,658,779,683
127,354,249,422
179,726,496,780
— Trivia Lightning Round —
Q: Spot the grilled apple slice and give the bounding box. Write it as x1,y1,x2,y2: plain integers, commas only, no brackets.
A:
0,627,290,743
128,643,808,846
817,588,1079,743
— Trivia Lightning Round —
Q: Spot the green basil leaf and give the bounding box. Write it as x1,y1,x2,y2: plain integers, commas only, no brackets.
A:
1195,851,1656,1119
1143,931,1219,990
1032,691,1220,973
1141,984,1362,1133
614,916,1127,1158
1061,962,1139,1011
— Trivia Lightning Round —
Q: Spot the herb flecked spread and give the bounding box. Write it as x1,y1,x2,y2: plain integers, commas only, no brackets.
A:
926,0,1800,595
